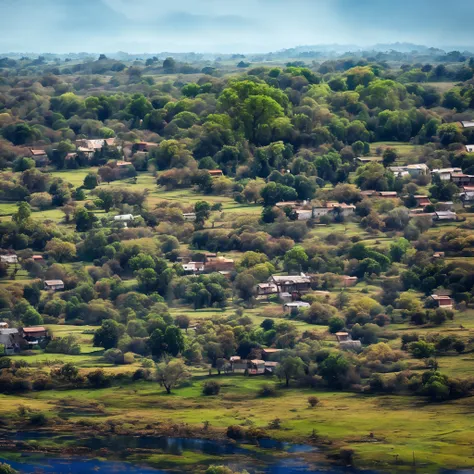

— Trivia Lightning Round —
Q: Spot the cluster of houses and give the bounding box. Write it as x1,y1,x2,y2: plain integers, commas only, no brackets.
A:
0,323,49,355
226,349,282,375
275,201,356,220
256,273,357,309
180,253,235,277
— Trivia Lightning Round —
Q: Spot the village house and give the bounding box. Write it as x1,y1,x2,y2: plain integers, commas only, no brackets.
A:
460,120,474,128
44,280,65,291
434,211,457,222
451,173,474,187
0,328,23,355
378,191,398,199
32,255,45,263
294,209,313,221
335,332,362,351
181,262,205,274
0,254,18,264
283,301,310,313
355,156,382,164
433,252,445,259
133,142,159,152
466,145,474,153
414,195,432,207
275,201,304,210
430,294,453,309
389,164,429,178
204,255,235,273
341,275,358,287
256,282,278,297
261,348,282,360
270,274,312,295
335,332,350,343
29,148,49,165
183,212,196,222
114,214,134,222
116,160,133,167
460,186,474,206
208,169,224,178
360,190,377,198
431,168,462,181
312,202,355,218
22,326,49,348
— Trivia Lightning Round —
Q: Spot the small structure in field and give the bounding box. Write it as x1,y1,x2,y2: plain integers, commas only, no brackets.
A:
434,211,457,222
248,359,266,375
22,326,49,348
262,348,282,360
114,214,134,222
270,274,312,295
44,280,65,291
433,252,445,259
0,328,23,355
183,212,196,222
283,301,310,313
256,282,279,297
32,255,45,262
341,275,358,287
0,254,18,264
182,262,205,274
208,169,224,178
465,145,474,153
430,294,453,309
460,120,474,128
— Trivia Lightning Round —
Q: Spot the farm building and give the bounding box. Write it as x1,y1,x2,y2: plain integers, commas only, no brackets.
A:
283,301,310,313
22,326,49,348
430,295,453,309
431,168,462,181
0,254,18,264
183,213,196,221
465,145,474,153
342,275,358,287
114,214,134,222
270,275,312,295
414,195,431,207
262,348,282,360
133,142,158,152
182,262,205,274
32,255,45,262
433,252,445,259
256,282,278,297
204,256,235,272
44,280,65,291
460,121,474,128
434,211,457,221
451,173,474,186
389,164,429,178
0,328,23,355
208,170,224,177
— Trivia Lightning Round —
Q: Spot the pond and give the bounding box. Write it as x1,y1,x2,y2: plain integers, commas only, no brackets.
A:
0,432,371,473
1,432,472,473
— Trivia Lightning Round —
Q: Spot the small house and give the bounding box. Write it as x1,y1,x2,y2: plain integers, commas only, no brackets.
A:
183,213,196,222
430,295,453,309
335,332,350,343
342,275,358,287
133,142,158,152
389,164,429,178
414,195,431,207
29,149,49,165
262,348,282,360
431,168,462,181
114,214,134,222
264,361,279,374
256,282,279,297
44,280,65,291
182,262,205,274
360,190,377,198
451,173,474,186
378,191,398,198
294,209,313,221
22,326,48,348
0,254,18,264
231,359,248,373
116,161,133,167
32,255,44,262
460,121,474,128
0,328,23,355
270,275,312,295
204,256,235,272
466,145,474,153
275,201,303,210
283,301,310,313
248,360,266,375
208,170,224,178
433,252,445,259
434,211,457,221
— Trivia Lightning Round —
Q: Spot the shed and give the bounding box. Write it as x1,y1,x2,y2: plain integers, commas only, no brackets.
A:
44,280,65,291
183,212,196,221
0,255,18,264
461,121,474,128
114,214,134,222
208,170,224,177
249,359,266,375
283,301,310,313
430,295,453,309
335,332,350,343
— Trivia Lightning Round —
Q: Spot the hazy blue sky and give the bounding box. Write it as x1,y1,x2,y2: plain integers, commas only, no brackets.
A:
1,0,473,53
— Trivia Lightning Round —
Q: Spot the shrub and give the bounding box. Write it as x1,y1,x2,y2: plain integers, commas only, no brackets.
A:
202,380,221,396
141,358,154,368
29,413,47,426
258,384,278,397
87,370,111,388
123,352,135,364
308,396,320,407
104,348,124,364
0,462,17,474
133,368,151,381
226,425,245,440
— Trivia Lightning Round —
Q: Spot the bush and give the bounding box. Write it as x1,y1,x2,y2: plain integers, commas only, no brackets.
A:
141,358,154,368
104,348,124,364
29,412,47,426
133,368,151,381
258,384,278,397
226,425,245,440
87,369,111,388
308,396,320,407
202,380,221,396
0,462,17,474
123,352,135,364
